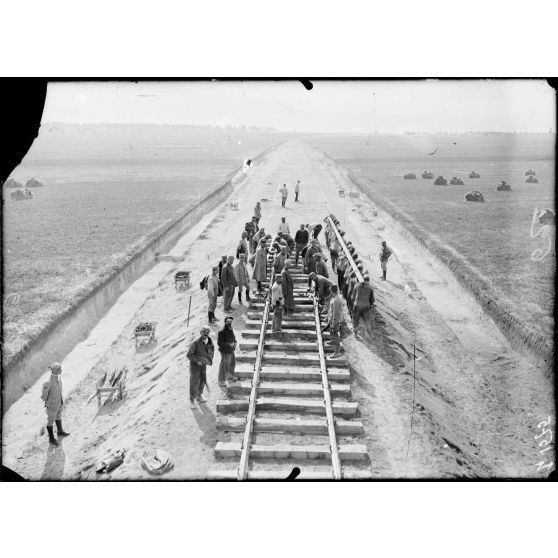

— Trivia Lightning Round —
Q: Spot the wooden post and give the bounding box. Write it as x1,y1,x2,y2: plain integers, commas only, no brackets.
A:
187,295,192,327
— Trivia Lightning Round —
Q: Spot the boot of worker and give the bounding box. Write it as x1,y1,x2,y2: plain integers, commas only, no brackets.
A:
47,426,59,446
246,288,251,302
383,270,387,281
211,312,218,324
208,311,213,323
56,419,70,437
238,291,243,305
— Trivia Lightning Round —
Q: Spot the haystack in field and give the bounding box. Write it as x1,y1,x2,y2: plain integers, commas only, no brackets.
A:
4,178,22,188
468,171,480,178
10,188,34,200
26,177,44,188
465,191,484,202
450,176,465,185
422,171,434,179
525,175,539,183
433,176,448,185
537,208,555,226
524,169,536,176
496,181,511,191
403,172,417,180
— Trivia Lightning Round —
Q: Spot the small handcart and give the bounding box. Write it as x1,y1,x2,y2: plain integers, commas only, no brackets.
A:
174,271,191,291
135,321,157,348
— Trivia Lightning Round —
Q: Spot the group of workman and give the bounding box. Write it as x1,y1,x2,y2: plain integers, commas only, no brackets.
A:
186,200,393,408
39,193,395,441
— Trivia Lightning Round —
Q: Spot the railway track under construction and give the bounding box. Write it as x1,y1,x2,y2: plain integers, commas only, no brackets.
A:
211,222,372,480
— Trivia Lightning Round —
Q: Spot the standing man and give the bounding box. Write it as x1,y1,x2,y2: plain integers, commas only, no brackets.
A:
279,183,288,208
254,201,262,225
294,180,301,202
325,285,344,359
379,240,392,281
252,239,268,292
294,224,309,266
245,217,257,247
252,226,266,254
217,317,237,387
279,231,295,252
271,276,284,333
41,362,70,446
273,246,288,274
353,277,375,329
187,327,214,407
236,232,249,259
221,255,237,312
278,216,290,235
217,255,227,297
234,253,251,305
336,251,348,293
281,259,295,316
314,253,328,278
207,266,220,324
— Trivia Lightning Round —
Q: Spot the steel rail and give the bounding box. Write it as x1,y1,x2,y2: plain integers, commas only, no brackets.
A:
237,246,275,480
313,296,343,479
326,216,364,283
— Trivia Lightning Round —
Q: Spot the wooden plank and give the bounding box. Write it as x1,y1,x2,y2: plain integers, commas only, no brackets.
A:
241,329,327,340
216,398,358,415
236,353,349,367
217,416,364,435
234,365,351,382
247,312,316,322
239,340,334,353
249,303,314,313
227,381,351,397
208,468,373,480
215,442,368,460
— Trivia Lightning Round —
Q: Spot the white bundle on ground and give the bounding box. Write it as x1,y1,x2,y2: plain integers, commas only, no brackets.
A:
141,448,174,475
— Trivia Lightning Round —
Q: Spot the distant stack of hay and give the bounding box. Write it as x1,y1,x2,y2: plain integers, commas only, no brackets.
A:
496,181,512,191
421,171,434,179
10,188,34,200
26,177,44,188
403,172,417,180
3,178,22,188
525,175,539,184
524,169,536,176
450,176,465,185
537,208,555,226
465,191,485,202
468,171,480,178
433,175,448,185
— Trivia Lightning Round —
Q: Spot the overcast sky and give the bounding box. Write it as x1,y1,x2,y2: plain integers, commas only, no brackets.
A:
42,80,556,133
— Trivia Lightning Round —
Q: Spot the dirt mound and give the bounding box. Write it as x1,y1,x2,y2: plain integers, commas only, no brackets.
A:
26,177,44,188
468,171,480,178
433,176,448,185
525,175,539,183
403,172,417,180
422,171,434,179
464,190,484,202
10,189,34,200
496,181,512,191
450,176,464,185
4,178,22,188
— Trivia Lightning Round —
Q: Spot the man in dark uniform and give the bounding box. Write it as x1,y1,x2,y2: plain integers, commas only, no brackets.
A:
353,277,375,329
217,317,237,387
294,224,309,266
187,327,214,407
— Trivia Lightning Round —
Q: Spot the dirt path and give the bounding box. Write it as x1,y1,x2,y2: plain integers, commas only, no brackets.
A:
4,140,554,479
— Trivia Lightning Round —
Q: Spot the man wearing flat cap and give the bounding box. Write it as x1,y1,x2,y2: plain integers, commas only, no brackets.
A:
41,362,70,446
187,327,214,407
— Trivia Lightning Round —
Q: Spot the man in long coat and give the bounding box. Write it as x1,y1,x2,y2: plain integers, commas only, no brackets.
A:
41,362,70,446
217,317,237,386
236,232,249,259
234,254,251,305
187,327,214,407
273,247,288,274
252,240,268,291
221,255,237,312
254,202,262,225
207,266,220,324
314,253,328,278
281,259,295,315
252,227,266,254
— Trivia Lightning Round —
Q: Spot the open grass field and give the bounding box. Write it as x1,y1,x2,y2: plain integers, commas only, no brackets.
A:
307,133,555,343
2,124,286,367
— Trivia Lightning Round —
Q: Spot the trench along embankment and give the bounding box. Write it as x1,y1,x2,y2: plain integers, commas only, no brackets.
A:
2,142,282,412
